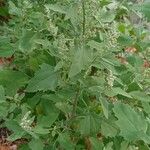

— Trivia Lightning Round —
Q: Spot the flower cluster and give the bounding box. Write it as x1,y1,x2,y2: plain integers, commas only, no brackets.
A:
107,23,120,47
107,70,116,87
20,111,32,131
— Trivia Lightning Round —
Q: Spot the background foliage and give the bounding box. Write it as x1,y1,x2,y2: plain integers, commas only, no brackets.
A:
0,0,150,149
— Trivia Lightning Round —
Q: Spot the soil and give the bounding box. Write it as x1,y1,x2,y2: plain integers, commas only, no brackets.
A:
0,128,27,150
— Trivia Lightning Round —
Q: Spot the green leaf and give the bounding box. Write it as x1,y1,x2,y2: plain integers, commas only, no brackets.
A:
34,39,52,49
138,143,150,150
65,4,79,30
0,6,8,16
0,45,13,57
126,55,143,69
113,102,148,142
104,142,113,150
69,46,93,77
142,102,150,114
0,85,5,103
79,114,100,136
0,70,28,96
36,99,59,128
2,0,150,147
136,2,150,21
120,141,129,150
87,40,103,50
90,137,103,150
8,1,22,16
101,119,118,137
117,35,134,46
5,120,25,141
0,103,9,118
19,144,30,150
127,82,142,92
112,87,132,98
130,91,150,102
26,64,58,92
55,102,72,114
57,132,75,150
99,97,109,119
0,37,14,57
37,113,59,129
28,139,44,150
141,2,150,21
37,115,59,128
99,0,112,6
45,4,66,14
100,11,116,23
27,52,55,71
19,29,36,52
32,126,49,135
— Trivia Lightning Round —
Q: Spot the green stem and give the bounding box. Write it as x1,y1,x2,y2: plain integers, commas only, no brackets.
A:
71,88,80,118
82,0,86,36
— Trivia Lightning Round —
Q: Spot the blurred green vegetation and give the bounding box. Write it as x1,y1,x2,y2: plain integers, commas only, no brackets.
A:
0,0,9,23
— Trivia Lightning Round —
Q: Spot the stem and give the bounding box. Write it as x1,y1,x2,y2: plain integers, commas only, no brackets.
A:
82,0,86,36
71,89,80,118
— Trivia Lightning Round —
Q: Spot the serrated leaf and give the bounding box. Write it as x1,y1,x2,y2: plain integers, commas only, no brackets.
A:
101,120,118,137
126,55,143,69
27,52,55,72
55,102,72,114
36,99,59,128
19,29,36,52
0,37,14,57
79,114,100,136
112,87,132,98
113,102,148,142
57,132,75,150
5,120,25,141
32,126,49,135
101,11,116,23
29,139,44,150
65,4,79,30
117,35,134,46
130,91,150,102
37,114,59,128
26,64,58,92
69,46,93,77
0,70,28,96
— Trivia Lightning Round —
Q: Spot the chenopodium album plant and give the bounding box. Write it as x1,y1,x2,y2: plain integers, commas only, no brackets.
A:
0,0,150,149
